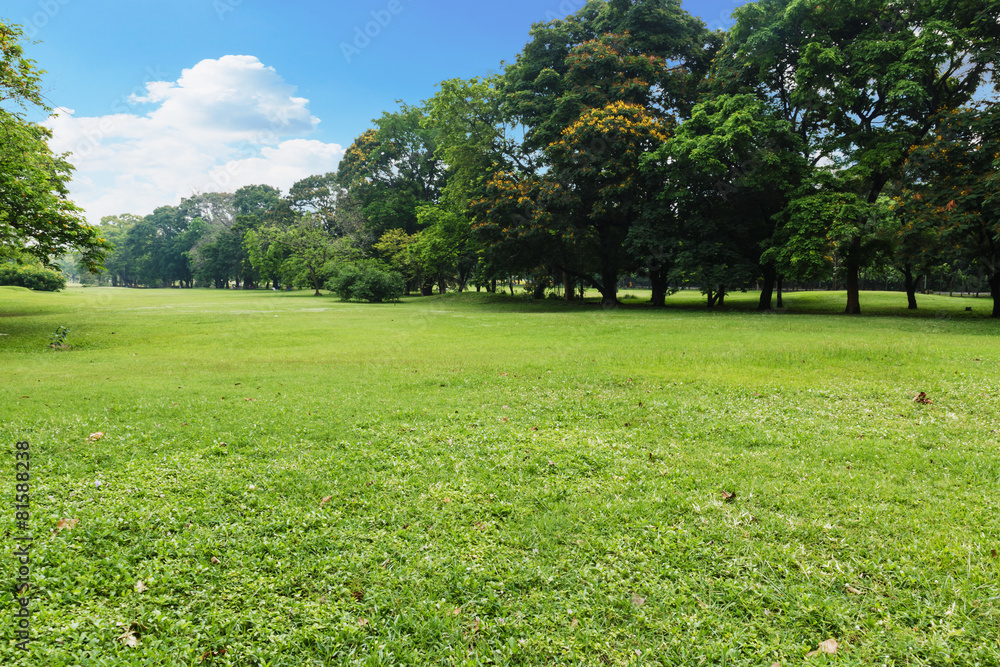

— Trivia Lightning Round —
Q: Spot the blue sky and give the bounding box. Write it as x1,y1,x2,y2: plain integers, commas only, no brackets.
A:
4,0,746,221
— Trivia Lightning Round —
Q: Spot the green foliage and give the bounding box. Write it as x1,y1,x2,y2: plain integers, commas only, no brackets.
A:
0,22,110,272
0,262,66,291
48,325,70,348
327,262,404,303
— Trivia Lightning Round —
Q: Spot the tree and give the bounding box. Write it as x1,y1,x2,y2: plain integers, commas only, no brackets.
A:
640,93,809,308
337,104,445,242
0,22,109,272
495,0,718,306
900,104,1000,317
250,215,354,296
286,173,339,232
373,228,422,294
717,0,998,313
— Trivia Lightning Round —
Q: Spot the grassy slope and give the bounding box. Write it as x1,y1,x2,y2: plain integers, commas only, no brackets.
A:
1,286,998,666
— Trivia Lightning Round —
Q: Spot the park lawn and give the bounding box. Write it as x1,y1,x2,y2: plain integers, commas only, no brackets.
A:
0,285,998,666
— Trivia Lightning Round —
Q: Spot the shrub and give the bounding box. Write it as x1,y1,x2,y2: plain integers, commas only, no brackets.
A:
327,264,404,303
0,264,66,291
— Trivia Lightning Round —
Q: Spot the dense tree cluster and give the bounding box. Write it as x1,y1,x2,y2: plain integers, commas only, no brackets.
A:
7,0,997,314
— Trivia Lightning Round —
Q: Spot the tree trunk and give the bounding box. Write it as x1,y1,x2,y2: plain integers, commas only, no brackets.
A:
990,272,1000,318
650,265,667,307
420,278,434,296
564,272,574,301
844,239,862,314
599,262,618,307
776,275,784,308
533,280,547,299
706,288,716,308
717,285,726,307
903,266,919,310
437,275,447,294
758,265,776,311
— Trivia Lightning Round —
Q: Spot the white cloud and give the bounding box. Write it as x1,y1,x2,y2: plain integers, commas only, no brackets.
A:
44,56,344,222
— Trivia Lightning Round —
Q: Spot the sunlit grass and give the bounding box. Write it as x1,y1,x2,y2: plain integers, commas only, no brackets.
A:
1,286,998,665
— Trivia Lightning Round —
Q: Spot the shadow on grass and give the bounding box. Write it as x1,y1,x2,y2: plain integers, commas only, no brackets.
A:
410,288,998,321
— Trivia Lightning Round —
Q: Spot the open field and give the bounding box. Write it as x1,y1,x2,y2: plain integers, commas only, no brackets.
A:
1,286,998,666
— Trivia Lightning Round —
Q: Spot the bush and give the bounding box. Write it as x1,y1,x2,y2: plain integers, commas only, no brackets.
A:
327,264,404,303
0,264,66,291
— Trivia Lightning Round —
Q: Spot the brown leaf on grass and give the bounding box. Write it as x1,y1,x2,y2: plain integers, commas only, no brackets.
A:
135,580,147,593
87,431,104,442
442,497,452,504
631,594,646,607
913,392,932,404
358,618,368,626
351,590,364,602
210,556,221,564
722,491,736,503
806,638,839,658
117,629,139,647
570,617,579,628
198,647,228,662
846,585,863,595
53,518,79,536
319,495,333,506
454,607,462,615
991,549,997,559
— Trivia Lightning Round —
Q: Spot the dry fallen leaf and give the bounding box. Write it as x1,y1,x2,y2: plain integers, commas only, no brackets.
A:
198,647,228,663
351,590,364,602
87,431,104,442
722,491,736,503
631,594,646,607
319,495,333,506
135,580,147,593
359,618,368,626
210,556,221,564
570,617,579,628
913,392,932,404
806,638,839,658
53,518,79,535
117,629,139,647
846,585,863,595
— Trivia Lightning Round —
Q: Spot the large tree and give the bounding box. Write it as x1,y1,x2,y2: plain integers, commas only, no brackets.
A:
0,22,108,272
716,0,999,313
640,93,809,308
337,104,446,242
492,0,718,305
900,103,1000,317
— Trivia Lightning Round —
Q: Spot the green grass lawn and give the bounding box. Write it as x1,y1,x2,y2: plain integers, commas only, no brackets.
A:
1,286,998,666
